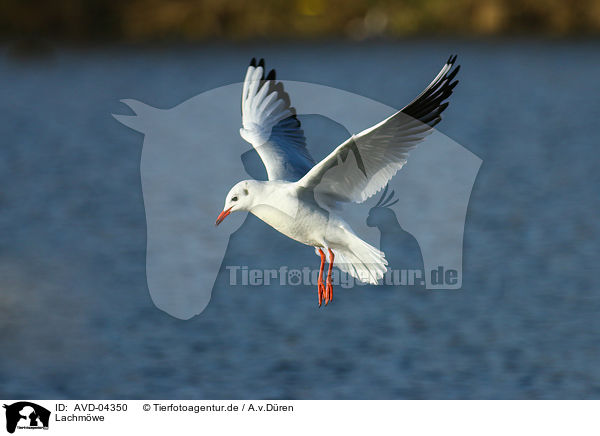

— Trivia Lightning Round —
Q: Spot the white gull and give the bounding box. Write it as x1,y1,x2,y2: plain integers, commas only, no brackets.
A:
216,56,460,306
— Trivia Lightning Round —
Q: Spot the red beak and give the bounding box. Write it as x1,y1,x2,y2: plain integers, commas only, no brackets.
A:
215,207,233,226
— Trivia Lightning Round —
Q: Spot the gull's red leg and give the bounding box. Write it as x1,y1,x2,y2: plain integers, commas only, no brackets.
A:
317,249,326,307
326,249,335,305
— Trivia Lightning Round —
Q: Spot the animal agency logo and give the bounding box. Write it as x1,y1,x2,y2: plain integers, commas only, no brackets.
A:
114,58,481,319
3,402,50,433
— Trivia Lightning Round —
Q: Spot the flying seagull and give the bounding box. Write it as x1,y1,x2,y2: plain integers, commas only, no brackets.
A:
216,56,460,306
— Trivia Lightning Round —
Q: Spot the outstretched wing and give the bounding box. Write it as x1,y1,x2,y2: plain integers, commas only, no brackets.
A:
297,55,460,204
240,58,315,181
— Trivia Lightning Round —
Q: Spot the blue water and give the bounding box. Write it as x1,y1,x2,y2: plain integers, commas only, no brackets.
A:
1,40,599,398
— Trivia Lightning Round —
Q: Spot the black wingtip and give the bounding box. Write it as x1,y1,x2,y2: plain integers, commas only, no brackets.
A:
250,57,257,67
266,69,276,81
258,58,265,69
446,64,460,82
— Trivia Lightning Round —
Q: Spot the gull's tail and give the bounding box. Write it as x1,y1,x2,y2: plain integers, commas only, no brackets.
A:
333,232,387,285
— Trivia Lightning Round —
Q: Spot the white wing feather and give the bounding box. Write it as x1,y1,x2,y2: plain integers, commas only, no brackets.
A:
240,59,314,181
297,55,460,204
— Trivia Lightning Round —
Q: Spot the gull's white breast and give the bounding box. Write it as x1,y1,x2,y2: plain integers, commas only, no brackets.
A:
249,183,330,247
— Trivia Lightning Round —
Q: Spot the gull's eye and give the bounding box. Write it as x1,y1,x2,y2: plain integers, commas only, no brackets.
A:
231,196,238,202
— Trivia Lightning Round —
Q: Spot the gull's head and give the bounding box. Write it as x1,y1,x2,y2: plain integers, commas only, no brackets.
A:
215,180,257,226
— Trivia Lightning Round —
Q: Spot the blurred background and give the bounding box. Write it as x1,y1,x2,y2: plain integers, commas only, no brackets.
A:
3,0,600,42
1,0,599,399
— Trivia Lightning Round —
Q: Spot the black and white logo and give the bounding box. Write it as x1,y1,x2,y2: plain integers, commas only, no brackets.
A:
3,402,50,434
